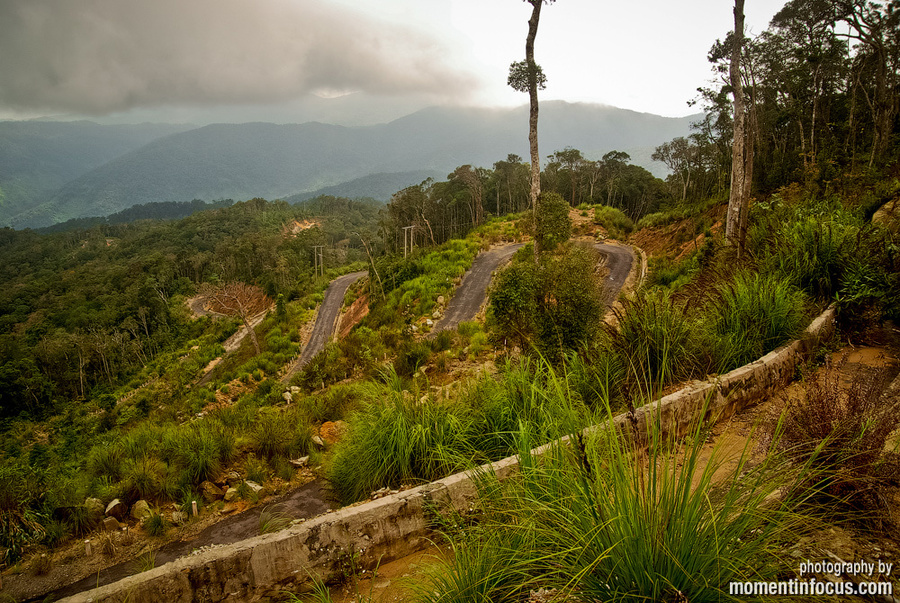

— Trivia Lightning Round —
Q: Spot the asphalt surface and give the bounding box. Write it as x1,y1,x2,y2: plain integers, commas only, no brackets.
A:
593,243,634,306
429,242,633,336
281,270,367,382
430,243,525,336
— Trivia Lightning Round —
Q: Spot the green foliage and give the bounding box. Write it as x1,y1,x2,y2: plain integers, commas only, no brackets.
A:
328,390,474,504
703,271,808,372
417,412,811,603
258,504,291,535
488,244,605,359
534,192,571,252
593,204,634,239
393,341,432,378
144,509,168,537
609,290,698,396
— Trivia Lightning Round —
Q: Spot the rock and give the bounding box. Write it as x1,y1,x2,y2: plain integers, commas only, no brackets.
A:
224,487,239,503
200,480,223,503
171,511,187,525
244,480,267,498
223,471,242,488
289,456,309,469
105,499,127,521
432,310,441,319
289,386,301,394
282,392,293,404
410,325,418,333
319,420,348,445
425,319,434,327
437,296,445,305
101,517,121,532
130,500,151,522
84,497,104,521
311,435,326,448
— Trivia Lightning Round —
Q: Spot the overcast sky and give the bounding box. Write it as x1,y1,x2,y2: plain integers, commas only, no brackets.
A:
0,0,789,125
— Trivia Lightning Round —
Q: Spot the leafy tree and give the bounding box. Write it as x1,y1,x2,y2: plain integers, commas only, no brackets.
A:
534,192,571,253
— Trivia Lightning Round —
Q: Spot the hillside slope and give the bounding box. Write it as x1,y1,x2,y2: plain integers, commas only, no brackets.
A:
12,103,698,228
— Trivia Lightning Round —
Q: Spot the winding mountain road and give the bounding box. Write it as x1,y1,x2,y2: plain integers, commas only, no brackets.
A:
430,243,525,336
281,270,367,382
594,242,633,306
429,241,633,336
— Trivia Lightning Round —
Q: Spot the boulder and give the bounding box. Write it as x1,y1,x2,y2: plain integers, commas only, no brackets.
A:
130,500,151,522
105,499,127,521
437,296,445,305
288,456,309,469
244,480,267,499
200,480,223,503
84,497,104,521
432,311,441,319
224,487,239,503
225,470,243,488
171,511,188,526
101,517,121,532
311,435,326,449
289,386,301,395
282,391,293,404
425,319,434,327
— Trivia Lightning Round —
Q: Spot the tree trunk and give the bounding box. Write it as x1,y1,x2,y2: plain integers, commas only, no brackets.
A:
526,0,543,257
726,0,753,255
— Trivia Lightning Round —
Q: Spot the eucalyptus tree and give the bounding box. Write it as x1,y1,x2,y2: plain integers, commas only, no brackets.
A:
508,0,556,256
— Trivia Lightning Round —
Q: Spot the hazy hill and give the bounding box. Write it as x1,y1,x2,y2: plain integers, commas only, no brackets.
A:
0,121,191,224
285,170,443,204
8,103,699,228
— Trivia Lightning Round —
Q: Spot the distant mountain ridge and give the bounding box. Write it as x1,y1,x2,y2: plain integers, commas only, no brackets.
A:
4,102,700,228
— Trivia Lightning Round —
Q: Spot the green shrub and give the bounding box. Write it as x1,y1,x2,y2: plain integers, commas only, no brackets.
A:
609,290,698,395
418,409,811,603
703,271,808,371
123,456,164,502
144,509,168,537
328,390,475,504
393,341,431,378
593,205,634,239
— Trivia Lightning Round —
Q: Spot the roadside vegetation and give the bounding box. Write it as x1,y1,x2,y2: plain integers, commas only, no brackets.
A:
2,5,900,599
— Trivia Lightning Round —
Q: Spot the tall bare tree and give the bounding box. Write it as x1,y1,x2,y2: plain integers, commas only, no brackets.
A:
201,282,272,354
725,0,754,254
508,0,555,256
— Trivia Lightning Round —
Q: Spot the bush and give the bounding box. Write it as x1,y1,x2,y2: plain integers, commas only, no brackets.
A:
534,192,572,252
393,341,432,378
593,205,634,239
773,359,900,526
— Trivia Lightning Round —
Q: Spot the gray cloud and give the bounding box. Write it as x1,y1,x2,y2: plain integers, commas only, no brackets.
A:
0,0,477,114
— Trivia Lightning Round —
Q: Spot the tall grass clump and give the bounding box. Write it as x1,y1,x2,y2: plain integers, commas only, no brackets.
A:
609,290,698,396
417,406,813,603
328,386,476,504
704,271,808,372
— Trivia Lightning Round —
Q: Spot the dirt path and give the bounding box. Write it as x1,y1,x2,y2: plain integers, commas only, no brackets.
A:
281,271,367,382
430,244,524,336
27,480,335,603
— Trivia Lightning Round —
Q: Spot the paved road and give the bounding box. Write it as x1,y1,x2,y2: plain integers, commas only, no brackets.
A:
429,242,633,337
594,243,634,306
430,243,524,336
281,270,367,382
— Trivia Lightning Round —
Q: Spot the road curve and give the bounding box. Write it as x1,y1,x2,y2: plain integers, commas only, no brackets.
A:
281,270,367,382
593,243,633,306
430,243,524,336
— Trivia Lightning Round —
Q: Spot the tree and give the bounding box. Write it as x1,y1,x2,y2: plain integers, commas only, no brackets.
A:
509,0,556,257
534,191,572,253
200,282,272,354
725,0,754,254
652,137,697,202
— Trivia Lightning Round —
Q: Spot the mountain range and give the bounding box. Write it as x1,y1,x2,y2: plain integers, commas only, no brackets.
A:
1,102,700,229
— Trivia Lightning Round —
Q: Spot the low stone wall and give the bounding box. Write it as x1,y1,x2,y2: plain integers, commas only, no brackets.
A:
61,306,836,603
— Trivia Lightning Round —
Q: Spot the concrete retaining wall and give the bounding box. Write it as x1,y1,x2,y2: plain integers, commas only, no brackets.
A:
62,307,836,603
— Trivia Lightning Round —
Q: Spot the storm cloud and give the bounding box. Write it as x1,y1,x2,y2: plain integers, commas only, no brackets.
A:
0,0,477,114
